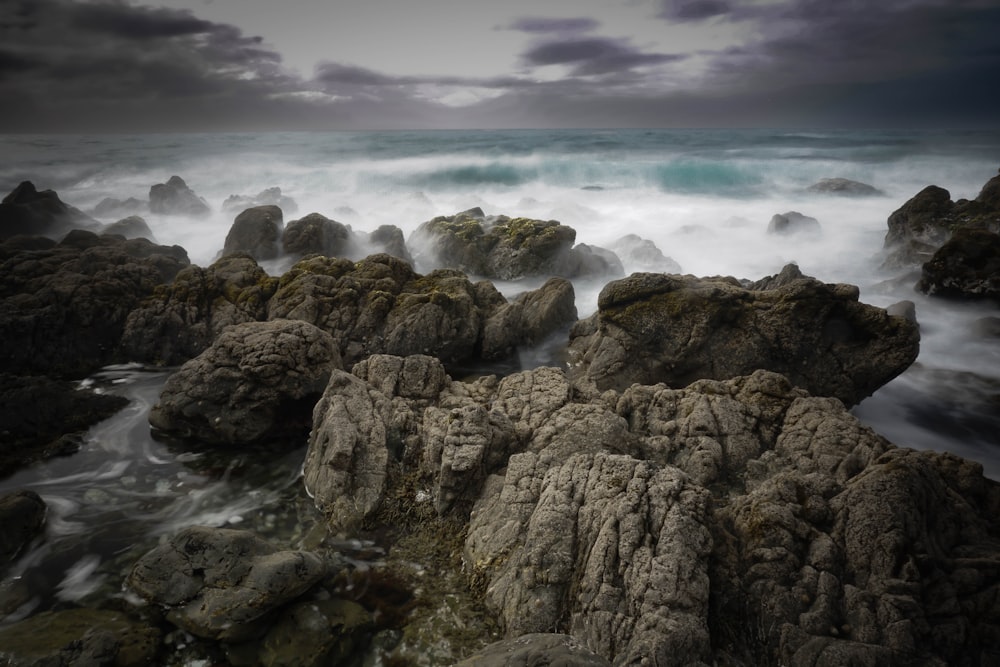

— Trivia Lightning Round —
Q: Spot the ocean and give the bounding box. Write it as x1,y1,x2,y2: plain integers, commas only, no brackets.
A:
1,128,999,637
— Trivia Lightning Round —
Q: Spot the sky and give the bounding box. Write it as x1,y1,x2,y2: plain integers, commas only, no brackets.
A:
1,0,999,132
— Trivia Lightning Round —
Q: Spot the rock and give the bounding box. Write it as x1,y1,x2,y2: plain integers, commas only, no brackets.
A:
102,215,156,241
368,224,413,263
222,186,298,215
0,489,46,566
303,369,392,531
566,266,920,406
120,254,278,366
768,210,821,236
917,227,1000,300
0,608,160,667
148,319,341,445
148,175,211,217
222,205,284,261
806,177,884,196
409,212,621,280
882,173,1000,269
453,633,611,667
0,181,98,239
609,233,682,273
127,526,327,642
972,316,1000,338
886,299,917,324
281,212,351,259
0,374,129,474
480,277,577,360
0,232,190,376
226,598,372,667
266,254,503,367
91,196,148,219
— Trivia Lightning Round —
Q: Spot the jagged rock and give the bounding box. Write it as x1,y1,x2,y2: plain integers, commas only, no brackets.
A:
0,181,98,239
281,212,351,259
121,254,278,366
0,490,46,566
480,277,577,360
768,211,821,236
222,186,298,215
453,633,611,667
882,172,1000,269
127,526,327,642
92,196,148,219
0,374,129,474
917,227,1000,300
409,212,622,280
566,266,920,406
148,319,341,445
368,224,412,263
148,175,211,217
0,608,160,667
807,178,884,197
266,254,502,367
609,233,682,273
221,205,284,261
0,231,189,376
102,215,156,241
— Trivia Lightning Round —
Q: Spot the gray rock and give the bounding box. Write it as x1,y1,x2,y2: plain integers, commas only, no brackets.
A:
453,633,611,667
917,227,1000,300
127,526,327,642
481,277,577,360
149,319,341,445
149,175,211,217
282,212,351,259
222,186,298,215
120,254,278,366
609,233,682,273
0,181,98,239
368,224,412,262
92,196,148,219
768,211,821,236
566,268,920,406
0,489,46,566
222,205,284,261
102,215,156,242
806,178,884,197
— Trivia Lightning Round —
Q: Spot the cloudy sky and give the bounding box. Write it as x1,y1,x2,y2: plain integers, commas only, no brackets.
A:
2,0,999,132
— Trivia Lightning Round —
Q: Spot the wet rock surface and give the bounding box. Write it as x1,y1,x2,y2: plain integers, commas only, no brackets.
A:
222,205,285,261
566,266,920,406
148,319,341,445
0,180,98,240
917,227,1000,300
149,175,211,217
0,489,46,567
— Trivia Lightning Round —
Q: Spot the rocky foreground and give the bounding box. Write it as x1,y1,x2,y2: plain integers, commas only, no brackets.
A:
1,172,1000,666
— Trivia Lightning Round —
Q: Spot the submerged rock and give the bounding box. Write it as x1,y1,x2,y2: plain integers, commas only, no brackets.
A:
149,319,341,445
127,526,327,642
917,227,1000,300
0,180,98,239
807,177,884,197
222,186,298,215
768,210,821,236
149,175,211,217
566,265,920,406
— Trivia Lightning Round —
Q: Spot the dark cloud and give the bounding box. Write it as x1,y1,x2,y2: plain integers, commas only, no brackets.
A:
69,2,216,39
659,0,732,21
507,17,600,34
522,37,684,75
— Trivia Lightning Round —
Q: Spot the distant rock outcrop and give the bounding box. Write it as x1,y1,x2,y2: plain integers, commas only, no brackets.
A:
807,177,884,196
0,181,98,239
149,175,211,217
609,233,682,273
222,186,298,215
102,215,156,242
768,210,821,236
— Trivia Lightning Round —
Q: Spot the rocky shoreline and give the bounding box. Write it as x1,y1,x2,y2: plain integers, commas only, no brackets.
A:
1,171,999,666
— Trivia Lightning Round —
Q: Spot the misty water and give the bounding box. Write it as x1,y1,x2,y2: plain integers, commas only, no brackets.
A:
2,129,999,645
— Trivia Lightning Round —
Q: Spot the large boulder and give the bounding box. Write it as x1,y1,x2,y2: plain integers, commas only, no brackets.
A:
120,254,277,366
281,212,351,259
0,181,98,239
221,205,284,261
566,266,920,406
916,227,1000,300
409,211,623,281
0,231,190,376
148,175,211,217
127,526,327,642
480,277,578,360
882,172,1000,269
768,210,821,236
148,319,341,445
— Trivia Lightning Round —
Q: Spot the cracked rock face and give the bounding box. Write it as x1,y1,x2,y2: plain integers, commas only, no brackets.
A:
127,526,327,642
